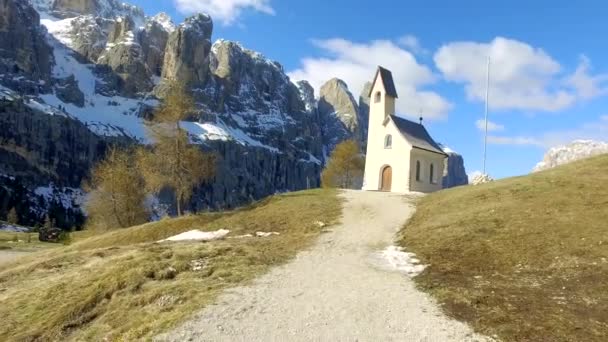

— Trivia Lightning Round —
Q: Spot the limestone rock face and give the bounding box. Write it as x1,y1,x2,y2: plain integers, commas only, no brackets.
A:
533,140,608,172
358,82,372,147
161,14,213,87
68,15,110,62
296,81,316,113
49,0,143,19
440,145,469,188
55,75,85,107
318,78,362,151
97,16,152,96
139,14,173,76
52,0,99,16
0,98,108,186
0,0,52,87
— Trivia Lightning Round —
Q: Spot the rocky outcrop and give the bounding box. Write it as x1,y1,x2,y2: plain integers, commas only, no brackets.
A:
54,75,85,107
160,14,213,87
470,173,494,185
296,81,316,113
51,0,100,17
68,15,111,62
533,140,608,172
358,82,372,147
318,78,362,151
140,14,173,76
97,16,152,96
441,146,469,188
0,0,52,88
49,0,144,19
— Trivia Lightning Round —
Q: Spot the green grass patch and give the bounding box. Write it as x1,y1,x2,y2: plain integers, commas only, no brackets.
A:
398,155,608,342
0,189,342,341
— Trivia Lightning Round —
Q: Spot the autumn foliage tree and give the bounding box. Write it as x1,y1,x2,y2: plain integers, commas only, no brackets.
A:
137,83,215,216
321,140,365,189
85,148,149,230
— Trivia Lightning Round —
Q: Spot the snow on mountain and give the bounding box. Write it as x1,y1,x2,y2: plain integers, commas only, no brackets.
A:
39,15,153,139
533,140,608,172
150,12,176,32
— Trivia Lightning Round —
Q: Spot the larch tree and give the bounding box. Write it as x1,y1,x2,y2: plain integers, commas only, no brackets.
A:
7,207,18,225
137,83,215,216
321,140,365,189
85,147,149,230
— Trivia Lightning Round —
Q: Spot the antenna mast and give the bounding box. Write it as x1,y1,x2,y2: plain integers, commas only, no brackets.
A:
483,56,491,175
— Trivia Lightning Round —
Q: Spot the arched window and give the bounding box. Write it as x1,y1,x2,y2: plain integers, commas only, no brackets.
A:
416,161,421,181
384,134,392,149
374,91,382,103
430,164,435,184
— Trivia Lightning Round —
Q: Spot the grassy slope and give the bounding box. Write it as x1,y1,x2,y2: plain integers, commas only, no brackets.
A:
0,189,341,341
398,155,608,342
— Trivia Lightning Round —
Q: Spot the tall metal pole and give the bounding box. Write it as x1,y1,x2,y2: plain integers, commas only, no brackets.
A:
483,56,491,175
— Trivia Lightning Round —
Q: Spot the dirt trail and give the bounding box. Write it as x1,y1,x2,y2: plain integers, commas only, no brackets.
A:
157,190,489,342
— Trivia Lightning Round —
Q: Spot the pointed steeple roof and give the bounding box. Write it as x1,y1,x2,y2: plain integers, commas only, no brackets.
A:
368,66,398,98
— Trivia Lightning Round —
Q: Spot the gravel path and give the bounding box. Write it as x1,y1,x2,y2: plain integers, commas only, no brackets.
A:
157,190,490,342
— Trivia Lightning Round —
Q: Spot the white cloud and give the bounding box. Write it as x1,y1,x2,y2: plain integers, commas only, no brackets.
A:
174,0,274,25
488,115,608,148
476,119,504,132
288,38,452,120
565,55,608,100
434,37,608,112
397,35,428,55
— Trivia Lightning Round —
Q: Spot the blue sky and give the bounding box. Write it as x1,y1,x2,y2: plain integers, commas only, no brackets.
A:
130,0,608,179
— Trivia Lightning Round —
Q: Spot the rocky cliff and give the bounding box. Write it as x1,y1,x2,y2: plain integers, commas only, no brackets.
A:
533,140,608,172
0,0,339,227
440,145,469,188
318,78,365,152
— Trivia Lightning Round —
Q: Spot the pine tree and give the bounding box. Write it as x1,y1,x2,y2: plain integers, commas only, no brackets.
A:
84,148,149,230
137,83,215,216
7,207,18,225
321,140,365,189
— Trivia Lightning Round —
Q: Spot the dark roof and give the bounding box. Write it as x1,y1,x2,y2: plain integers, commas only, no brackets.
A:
368,66,398,98
390,115,447,156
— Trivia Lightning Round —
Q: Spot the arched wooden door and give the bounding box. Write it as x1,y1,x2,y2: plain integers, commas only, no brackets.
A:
381,166,392,191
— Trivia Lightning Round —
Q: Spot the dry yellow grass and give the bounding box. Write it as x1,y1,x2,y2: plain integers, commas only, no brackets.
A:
398,155,608,342
0,189,341,341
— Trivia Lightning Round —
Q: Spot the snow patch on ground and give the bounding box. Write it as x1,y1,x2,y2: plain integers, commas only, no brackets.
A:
0,223,30,233
255,231,280,237
376,245,427,277
160,229,230,242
